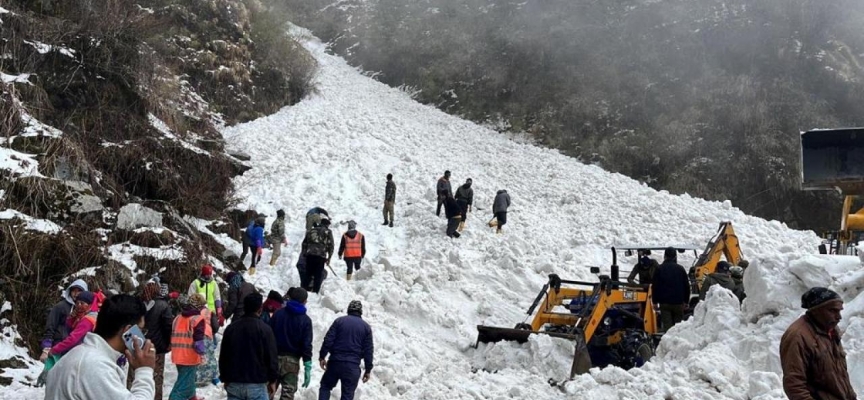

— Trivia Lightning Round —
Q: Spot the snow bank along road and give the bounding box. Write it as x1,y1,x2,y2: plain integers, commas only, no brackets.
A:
3,28,862,399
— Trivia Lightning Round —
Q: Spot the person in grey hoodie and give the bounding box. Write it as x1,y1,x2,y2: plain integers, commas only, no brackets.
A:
492,190,511,234
40,279,89,362
699,261,737,301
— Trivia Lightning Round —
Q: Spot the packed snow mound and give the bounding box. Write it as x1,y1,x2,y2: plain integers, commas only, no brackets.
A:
3,28,861,399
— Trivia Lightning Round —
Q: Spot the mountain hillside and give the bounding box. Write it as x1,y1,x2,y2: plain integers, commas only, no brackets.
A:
1,26,863,400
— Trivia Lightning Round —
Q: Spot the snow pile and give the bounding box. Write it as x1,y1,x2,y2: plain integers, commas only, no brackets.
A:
1,28,861,399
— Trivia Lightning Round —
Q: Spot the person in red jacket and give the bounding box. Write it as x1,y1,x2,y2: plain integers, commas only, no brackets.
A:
338,221,366,281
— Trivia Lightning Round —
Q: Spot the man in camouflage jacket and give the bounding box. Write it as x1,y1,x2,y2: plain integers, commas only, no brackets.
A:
269,209,287,266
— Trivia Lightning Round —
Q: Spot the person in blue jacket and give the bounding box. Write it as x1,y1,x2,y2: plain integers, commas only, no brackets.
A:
318,300,373,400
246,216,266,275
270,288,313,400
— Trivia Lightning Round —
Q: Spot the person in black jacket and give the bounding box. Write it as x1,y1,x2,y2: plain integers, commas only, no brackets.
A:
219,292,279,400
443,194,462,238
270,287,313,400
138,281,173,399
319,300,374,400
652,247,691,332
224,272,257,321
454,178,474,232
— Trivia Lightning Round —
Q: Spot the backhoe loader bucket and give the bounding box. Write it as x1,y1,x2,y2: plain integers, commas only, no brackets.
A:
801,128,864,194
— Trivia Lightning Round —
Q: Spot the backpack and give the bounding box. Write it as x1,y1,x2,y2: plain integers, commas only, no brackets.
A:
306,227,330,257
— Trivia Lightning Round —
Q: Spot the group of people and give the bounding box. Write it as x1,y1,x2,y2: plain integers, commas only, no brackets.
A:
625,248,748,332
38,268,375,400
435,170,511,238
626,248,856,400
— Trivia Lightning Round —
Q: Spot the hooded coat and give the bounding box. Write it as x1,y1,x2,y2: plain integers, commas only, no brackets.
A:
493,190,511,213
41,279,88,349
270,300,314,361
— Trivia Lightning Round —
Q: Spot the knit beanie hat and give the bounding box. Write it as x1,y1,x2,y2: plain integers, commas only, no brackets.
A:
76,291,95,305
289,287,308,303
267,290,284,303
188,293,207,308
141,282,160,302
347,300,362,316
201,264,214,277
347,220,357,230
716,261,731,273
277,209,285,218
801,287,841,310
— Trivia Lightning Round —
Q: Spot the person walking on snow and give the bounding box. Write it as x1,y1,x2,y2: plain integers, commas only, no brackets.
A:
491,189,511,234
260,290,285,325
301,215,335,294
246,216,267,275
239,213,256,266
40,279,88,363
270,209,288,266
139,281,173,400
169,294,209,400
383,174,396,227
651,247,691,332
318,300,374,400
45,294,156,400
219,292,280,400
270,288,313,400
38,290,99,385
780,287,856,400
698,261,736,301
338,221,366,281
444,194,462,238
187,265,221,386
224,271,257,321
436,171,452,217
455,178,474,232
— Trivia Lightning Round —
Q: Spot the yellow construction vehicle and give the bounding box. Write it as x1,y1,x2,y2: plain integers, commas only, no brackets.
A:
476,247,669,378
690,221,743,298
800,128,864,255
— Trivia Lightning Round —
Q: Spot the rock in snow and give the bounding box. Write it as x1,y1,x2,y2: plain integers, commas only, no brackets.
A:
1,28,861,399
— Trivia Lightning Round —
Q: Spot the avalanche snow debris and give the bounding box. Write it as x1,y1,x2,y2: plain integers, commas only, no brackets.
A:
0,72,31,84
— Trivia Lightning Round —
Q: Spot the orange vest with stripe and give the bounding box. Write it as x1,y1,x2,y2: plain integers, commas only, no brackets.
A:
344,232,363,258
171,314,203,366
200,308,213,339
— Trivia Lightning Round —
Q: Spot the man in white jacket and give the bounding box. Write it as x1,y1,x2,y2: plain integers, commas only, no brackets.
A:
45,294,156,400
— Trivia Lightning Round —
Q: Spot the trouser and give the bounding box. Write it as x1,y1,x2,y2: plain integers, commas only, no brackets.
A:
169,365,198,400
446,217,461,237
250,246,261,269
240,240,250,262
457,199,469,221
278,355,301,400
436,196,445,216
270,241,283,265
226,382,269,400
127,353,165,399
383,201,394,223
307,255,326,293
659,303,685,332
297,260,311,292
494,211,507,228
318,361,361,400
197,338,218,385
345,258,361,275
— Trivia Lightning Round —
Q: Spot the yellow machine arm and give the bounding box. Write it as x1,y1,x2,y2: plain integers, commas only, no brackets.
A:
693,221,742,288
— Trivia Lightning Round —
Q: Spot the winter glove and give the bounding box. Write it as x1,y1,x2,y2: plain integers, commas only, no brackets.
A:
193,340,207,355
303,360,312,388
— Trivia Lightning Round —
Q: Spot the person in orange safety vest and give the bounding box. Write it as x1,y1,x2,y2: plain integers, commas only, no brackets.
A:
337,221,366,281
169,293,208,400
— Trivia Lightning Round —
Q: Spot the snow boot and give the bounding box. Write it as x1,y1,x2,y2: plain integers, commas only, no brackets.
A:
346,274,352,281
248,267,256,276
457,221,465,232
382,221,389,225
496,227,502,235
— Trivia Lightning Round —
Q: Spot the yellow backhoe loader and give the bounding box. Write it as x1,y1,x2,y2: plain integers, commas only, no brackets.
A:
800,128,864,255
689,221,743,302
475,247,666,378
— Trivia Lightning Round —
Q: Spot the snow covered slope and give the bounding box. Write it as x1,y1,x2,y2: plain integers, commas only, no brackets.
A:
3,28,862,399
